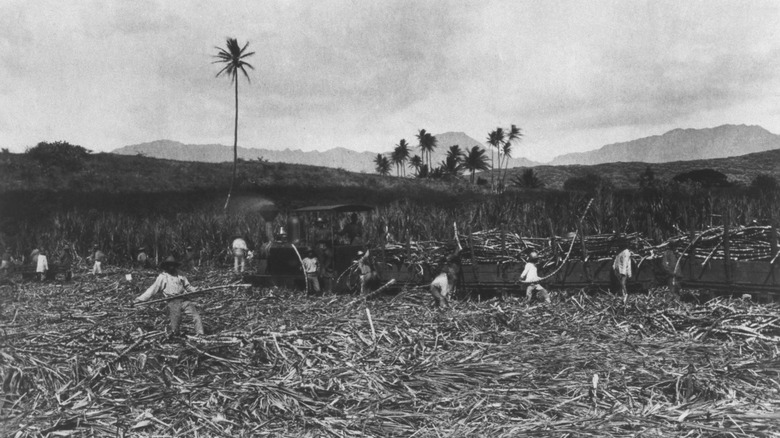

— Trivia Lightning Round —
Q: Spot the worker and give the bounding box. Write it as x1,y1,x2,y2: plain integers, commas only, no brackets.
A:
134,255,204,337
311,217,332,244
183,245,198,270
314,240,334,293
36,247,49,281
90,245,105,275
356,249,379,295
337,213,364,245
429,247,462,308
231,236,248,273
301,250,321,294
661,242,681,295
136,247,150,268
519,251,550,304
613,241,632,303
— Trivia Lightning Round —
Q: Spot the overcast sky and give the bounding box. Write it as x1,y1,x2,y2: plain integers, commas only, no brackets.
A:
1,0,779,162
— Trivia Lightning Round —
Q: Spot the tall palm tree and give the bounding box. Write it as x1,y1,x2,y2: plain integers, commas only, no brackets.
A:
395,139,410,177
214,38,255,211
463,145,490,183
500,125,522,189
408,155,423,176
374,153,391,176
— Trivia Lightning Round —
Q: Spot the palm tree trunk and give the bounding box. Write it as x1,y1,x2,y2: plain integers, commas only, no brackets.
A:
490,149,494,191
223,78,238,211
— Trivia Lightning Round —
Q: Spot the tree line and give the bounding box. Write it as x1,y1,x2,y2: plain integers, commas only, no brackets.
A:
373,125,524,192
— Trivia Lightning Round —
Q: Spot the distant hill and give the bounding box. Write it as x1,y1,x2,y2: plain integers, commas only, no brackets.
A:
550,125,780,165
112,140,380,173
111,132,540,173
506,148,780,190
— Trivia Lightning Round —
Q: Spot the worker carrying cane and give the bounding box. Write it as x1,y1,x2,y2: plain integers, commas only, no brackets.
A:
134,255,204,337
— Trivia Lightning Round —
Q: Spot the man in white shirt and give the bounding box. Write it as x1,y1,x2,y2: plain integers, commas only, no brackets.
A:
613,243,632,302
519,251,550,304
134,256,204,336
301,250,321,293
231,237,248,273
36,248,48,281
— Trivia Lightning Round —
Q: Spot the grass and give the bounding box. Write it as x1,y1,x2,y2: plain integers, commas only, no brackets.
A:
1,266,779,436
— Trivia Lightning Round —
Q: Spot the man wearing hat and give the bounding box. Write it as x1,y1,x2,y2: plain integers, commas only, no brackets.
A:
134,255,204,336
519,251,550,304
136,247,150,268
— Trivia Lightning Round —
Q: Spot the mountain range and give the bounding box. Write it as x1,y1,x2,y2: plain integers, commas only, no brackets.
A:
112,132,534,174
550,124,780,165
111,125,780,170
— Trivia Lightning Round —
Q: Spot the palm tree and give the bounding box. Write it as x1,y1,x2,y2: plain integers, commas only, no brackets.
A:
408,155,423,176
463,145,490,183
416,129,437,170
500,125,522,189
374,153,391,176
512,168,544,188
395,139,411,177
213,38,255,211
390,148,403,176
486,128,504,191
440,144,465,176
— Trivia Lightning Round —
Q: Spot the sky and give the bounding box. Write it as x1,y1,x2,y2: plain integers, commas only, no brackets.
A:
1,0,779,162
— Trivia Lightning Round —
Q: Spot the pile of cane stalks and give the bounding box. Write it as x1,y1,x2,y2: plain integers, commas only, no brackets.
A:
383,226,780,271
1,268,779,437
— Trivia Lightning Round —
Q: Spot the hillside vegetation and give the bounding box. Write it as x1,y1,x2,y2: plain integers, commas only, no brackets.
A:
3,144,780,196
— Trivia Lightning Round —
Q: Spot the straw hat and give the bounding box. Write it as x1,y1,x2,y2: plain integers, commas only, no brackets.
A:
528,251,539,260
160,255,180,270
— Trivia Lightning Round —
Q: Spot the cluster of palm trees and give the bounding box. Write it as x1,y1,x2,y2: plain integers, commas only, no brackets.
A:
374,126,522,190
486,125,522,191
373,130,494,183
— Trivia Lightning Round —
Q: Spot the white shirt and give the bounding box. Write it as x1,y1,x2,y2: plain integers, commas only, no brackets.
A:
302,257,319,274
613,249,632,277
520,262,541,283
36,255,48,273
136,272,196,302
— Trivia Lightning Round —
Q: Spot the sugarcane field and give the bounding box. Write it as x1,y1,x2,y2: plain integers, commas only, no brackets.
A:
2,189,780,437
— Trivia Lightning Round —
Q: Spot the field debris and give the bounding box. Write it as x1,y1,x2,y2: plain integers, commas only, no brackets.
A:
1,272,779,436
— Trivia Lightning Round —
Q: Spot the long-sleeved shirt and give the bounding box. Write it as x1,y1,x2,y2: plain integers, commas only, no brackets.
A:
135,272,196,302
520,262,542,283
613,249,632,277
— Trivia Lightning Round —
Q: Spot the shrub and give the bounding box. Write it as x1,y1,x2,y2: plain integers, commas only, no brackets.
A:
512,169,545,189
26,141,91,171
672,169,730,188
563,173,612,194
